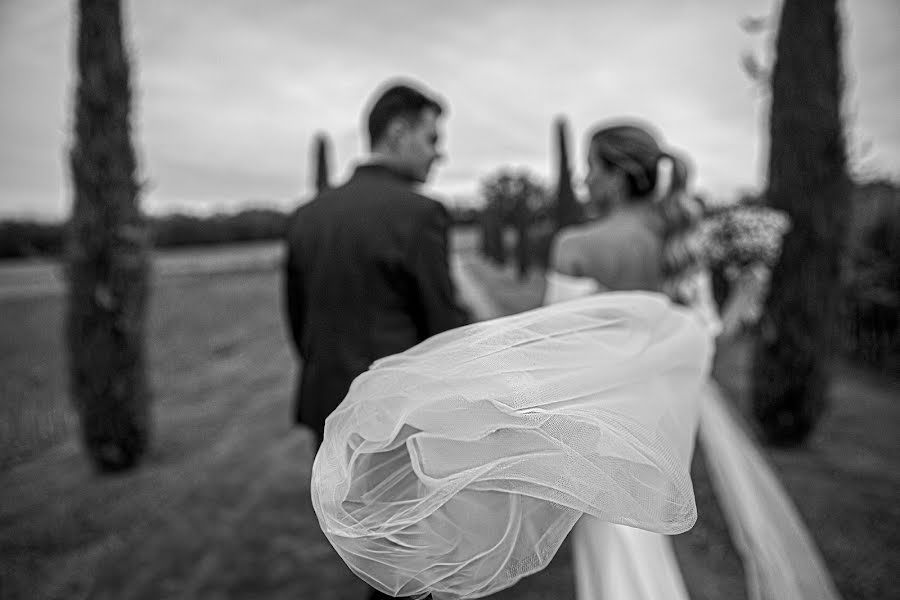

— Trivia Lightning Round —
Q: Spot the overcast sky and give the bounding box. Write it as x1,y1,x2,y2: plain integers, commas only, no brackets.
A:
1,0,898,219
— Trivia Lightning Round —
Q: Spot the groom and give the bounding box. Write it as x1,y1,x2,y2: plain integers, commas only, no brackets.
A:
283,81,467,598
283,80,469,447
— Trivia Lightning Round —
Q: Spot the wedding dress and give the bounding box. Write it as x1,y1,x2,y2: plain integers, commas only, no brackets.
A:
546,271,700,600
311,291,713,599
548,269,842,600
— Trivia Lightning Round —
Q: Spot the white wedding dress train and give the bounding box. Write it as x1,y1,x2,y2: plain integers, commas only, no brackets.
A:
572,516,691,600
698,382,842,600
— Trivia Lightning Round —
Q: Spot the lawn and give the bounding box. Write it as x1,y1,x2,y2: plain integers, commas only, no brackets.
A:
1,270,367,600
1,253,897,599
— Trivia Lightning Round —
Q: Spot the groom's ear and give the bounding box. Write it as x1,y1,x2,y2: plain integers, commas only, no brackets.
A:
384,117,411,148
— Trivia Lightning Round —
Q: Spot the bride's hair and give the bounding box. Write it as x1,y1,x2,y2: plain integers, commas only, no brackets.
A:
588,122,686,193
588,122,704,297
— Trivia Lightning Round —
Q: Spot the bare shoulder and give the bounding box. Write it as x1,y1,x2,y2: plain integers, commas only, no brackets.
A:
556,221,619,252
551,224,599,274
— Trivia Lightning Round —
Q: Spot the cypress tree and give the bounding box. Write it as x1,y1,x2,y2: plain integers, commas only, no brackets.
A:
67,0,151,471
752,0,851,445
313,132,331,193
553,117,579,229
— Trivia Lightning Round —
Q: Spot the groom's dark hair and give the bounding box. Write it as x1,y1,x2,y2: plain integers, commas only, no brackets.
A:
366,80,444,149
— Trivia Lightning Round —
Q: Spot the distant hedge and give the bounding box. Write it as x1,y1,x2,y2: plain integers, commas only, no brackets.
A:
151,209,289,248
0,209,288,259
0,221,66,259
0,205,481,260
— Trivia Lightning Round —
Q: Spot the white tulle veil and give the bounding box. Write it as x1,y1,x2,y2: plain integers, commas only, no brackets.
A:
311,292,713,599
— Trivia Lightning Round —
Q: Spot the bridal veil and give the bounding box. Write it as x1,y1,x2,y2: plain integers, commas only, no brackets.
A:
311,292,712,599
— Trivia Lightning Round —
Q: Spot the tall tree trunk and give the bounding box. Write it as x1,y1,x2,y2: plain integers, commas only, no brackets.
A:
313,132,331,193
480,208,505,266
514,197,531,280
67,0,151,471
553,117,579,230
752,0,851,445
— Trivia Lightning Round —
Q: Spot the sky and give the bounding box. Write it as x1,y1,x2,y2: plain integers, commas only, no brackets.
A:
0,0,898,219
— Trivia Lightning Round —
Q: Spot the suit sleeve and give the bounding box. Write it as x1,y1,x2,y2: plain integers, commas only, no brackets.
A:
283,240,306,359
408,202,470,338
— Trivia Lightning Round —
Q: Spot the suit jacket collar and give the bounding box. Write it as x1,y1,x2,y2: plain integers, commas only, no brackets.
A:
352,160,422,186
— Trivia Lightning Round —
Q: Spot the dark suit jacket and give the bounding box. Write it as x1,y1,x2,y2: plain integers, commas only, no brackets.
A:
283,163,469,439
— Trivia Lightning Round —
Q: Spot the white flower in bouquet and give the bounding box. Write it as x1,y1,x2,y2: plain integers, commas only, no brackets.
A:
699,205,791,275
696,205,792,335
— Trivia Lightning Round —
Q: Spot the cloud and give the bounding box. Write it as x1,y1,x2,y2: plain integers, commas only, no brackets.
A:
1,0,898,219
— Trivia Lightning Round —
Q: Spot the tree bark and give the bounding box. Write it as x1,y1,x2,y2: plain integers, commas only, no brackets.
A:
479,208,506,266
514,197,531,280
752,0,851,445
67,0,151,471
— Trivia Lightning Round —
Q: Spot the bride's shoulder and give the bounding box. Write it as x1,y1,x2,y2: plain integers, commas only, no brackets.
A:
551,222,624,276
552,224,594,260
556,220,630,255
556,220,611,244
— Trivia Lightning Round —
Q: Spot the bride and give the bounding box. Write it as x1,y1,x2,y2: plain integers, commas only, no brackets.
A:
547,121,841,600
547,121,714,600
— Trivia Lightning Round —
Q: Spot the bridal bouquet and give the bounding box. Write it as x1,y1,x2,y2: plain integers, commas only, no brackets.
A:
697,205,791,276
693,205,791,334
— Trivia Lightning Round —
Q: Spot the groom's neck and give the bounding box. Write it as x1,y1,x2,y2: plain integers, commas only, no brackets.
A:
361,152,423,184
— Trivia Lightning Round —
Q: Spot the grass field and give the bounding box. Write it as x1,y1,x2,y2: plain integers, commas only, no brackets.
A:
1,270,375,600
1,251,897,599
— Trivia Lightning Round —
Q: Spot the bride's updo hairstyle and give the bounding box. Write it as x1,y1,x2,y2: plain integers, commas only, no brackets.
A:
588,122,690,211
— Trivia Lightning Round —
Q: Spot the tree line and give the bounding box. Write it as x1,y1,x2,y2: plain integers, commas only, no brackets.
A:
0,206,486,261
